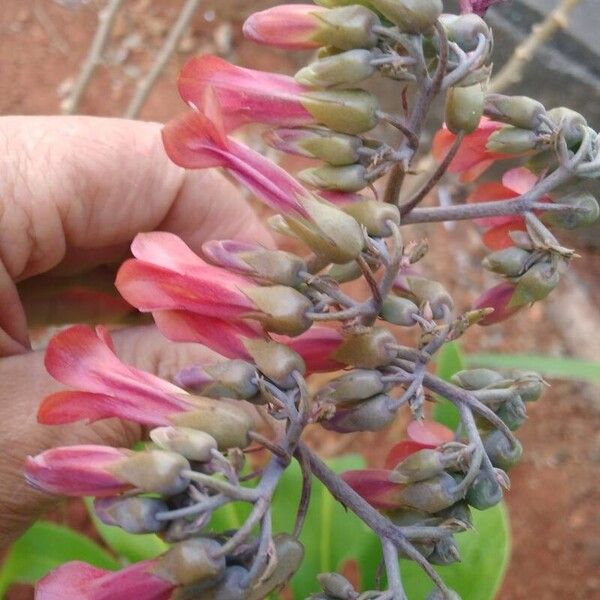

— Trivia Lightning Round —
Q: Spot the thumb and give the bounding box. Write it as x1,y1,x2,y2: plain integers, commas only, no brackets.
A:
0,325,220,548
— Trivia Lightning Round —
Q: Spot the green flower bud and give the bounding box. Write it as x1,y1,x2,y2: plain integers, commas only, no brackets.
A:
333,327,397,368
455,64,492,87
440,13,491,52
342,199,401,236
299,164,368,192
390,449,445,483
428,536,461,565
496,395,527,430
544,191,599,229
380,296,419,326
239,249,306,288
328,260,363,283
370,0,443,33
466,471,503,510
388,508,440,527
509,261,560,308
546,107,587,147
312,5,380,50
203,360,259,399
318,572,356,598
156,538,225,586
483,430,523,471
150,427,218,462
482,247,532,277
178,565,248,600
405,276,454,319
451,368,505,390
323,393,398,432
172,398,254,450
94,497,167,534
296,49,376,87
248,535,304,600
484,94,546,130
486,126,542,154
110,450,190,496
243,338,306,389
399,473,461,513
245,285,312,336
512,371,544,402
435,501,473,529
445,84,485,134
426,588,462,600
302,89,379,134
317,369,386,404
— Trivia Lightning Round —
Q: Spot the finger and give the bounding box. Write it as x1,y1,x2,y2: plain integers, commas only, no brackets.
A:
0,325,219,548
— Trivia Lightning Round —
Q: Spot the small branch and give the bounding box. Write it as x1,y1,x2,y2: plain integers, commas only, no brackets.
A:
293,446,312,539
63,0,124,114
489,0,584,93
382,538,407,600
124,0,201,118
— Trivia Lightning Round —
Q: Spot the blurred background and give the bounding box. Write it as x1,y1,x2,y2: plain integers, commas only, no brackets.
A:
0,1,599,598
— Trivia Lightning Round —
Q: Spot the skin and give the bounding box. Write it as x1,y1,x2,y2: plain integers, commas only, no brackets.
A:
0,116,272,548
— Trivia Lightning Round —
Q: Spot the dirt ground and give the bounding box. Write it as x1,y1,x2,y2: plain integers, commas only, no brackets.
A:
1,1,598,599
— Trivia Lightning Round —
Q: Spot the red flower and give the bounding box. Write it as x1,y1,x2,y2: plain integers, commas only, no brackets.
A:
473,281,521,326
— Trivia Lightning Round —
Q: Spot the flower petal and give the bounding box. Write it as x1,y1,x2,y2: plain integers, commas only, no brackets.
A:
406,421,454,447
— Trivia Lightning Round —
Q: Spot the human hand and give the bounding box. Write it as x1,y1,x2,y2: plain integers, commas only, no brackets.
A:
0,116,272,547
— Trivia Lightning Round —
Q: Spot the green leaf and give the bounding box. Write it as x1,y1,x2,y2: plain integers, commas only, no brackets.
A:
270,454,381,599
465,353,600,384
85,498,168,563
0,521,119,596
401,502,511,599
434,342,464,429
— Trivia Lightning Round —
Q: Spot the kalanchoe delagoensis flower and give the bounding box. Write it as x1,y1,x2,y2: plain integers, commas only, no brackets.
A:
243,4,380,50
460,0,506,16
341,469,405,510
276,326,345,373
472,281,521,325
116,232,313,337
177,55,379,134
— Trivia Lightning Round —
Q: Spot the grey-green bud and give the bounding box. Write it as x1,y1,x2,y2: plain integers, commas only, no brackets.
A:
370,0,443,33
466,471,503,510
440,13,491,52
484,94,546,130
512,371,544,402
312,5,381,50
496,395,527,430
333,327,397,368
157,538,225,586
243,338,306,389
342,199,401,236
399,473,461,513
296,49,376,87
428,536,461,565
94,497,167,534
546,107,587,147
483,430,523,471
445,84,485,134
380,296,419,326
299,164,368,192
203,360,259,399
451,368,505,390
317,369,386,405
323,393,398,432
544,191,599,229
318,572,356,598
150,427,218,462
482,247,532,277
486,126,542,154
389,449,445,483
405,276,454,319
509,261,560,308
327,260,363,283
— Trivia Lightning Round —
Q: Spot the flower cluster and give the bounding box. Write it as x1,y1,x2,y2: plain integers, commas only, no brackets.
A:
26,1,599,599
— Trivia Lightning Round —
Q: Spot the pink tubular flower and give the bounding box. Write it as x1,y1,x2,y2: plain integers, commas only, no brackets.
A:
432,118,508,182
467,167,548,250
178,55,314,132
36,560,174,600
38,325,195,425
384,420,454,469
473,281,521,326
25,445,133,497
243,4,329,50
341,469,404,510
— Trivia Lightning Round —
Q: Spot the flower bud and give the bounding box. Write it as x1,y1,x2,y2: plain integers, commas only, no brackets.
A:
333,327,397,368
451,368,505,390
178,565,248,600
243,338,306,388
370,0,443,33
495,395,527,430
317,369,386,404
299,164,369,192
428,536,461,565
509,261,560,308
405,277,454,319
484,94,546,130
203,240,306,288
328,260,363,283
301,89,379,134
266,128,363,166
426,587,461,600
546,107,587,147
288,194,365,263
544,191,599,229
445,84,485,134
466,470,503,509
110,450,190,496
439,13,491,51
399,473,461,513
94,497,168,534
482,247,532,277
389,449,445,483
380,296,419,326
202,360,259,399
436,500,473,529
342,200,401,236
244,285,312,336
312,5,381,49
296,49,376,88
150,427,218,462
388,508,439,527
172,398,253,450
483,430,523,470
323,393,398,432
156,538,225,586
318,573,356,599
512,371,544,402
247,535,304,600
486,126,541,154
